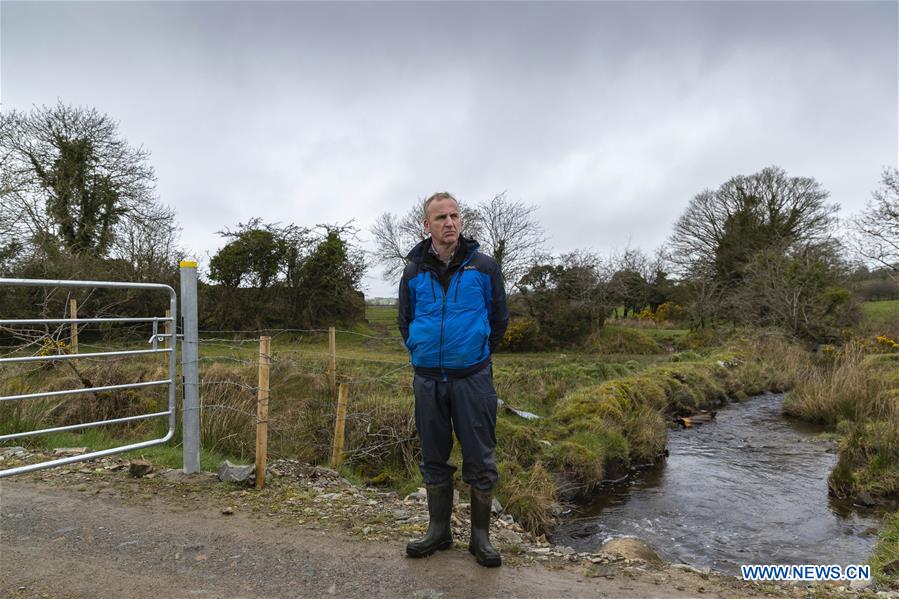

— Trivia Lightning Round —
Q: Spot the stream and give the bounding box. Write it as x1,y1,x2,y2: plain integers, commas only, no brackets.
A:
550,392,885,575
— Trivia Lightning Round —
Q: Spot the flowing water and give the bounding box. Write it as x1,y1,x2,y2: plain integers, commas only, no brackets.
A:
550,393,886,575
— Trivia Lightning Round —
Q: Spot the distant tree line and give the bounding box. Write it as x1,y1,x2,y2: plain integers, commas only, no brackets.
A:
374,165,897,347
3,102,895,347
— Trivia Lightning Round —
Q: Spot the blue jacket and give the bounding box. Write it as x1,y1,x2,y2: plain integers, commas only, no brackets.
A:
398,235,508,379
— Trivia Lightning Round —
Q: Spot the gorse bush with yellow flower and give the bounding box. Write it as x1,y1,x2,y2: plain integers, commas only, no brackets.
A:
36,337,71,357
875,334,899,352
634,302,685,324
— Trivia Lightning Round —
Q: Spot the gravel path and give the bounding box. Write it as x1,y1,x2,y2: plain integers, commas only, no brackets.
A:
1,480,734,599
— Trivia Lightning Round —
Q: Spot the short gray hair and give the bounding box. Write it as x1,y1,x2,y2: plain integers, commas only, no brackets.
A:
422,192,459,220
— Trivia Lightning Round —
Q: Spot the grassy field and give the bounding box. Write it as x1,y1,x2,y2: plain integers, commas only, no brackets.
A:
861,299,899,333
364,304,401,338
0,313,803,516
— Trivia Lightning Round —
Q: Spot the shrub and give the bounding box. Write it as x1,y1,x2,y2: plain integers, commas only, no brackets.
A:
635,302,685,324
654,302,685,323
784,340,892,425
587,327,663,355
829,418,899,498
501,318,541,352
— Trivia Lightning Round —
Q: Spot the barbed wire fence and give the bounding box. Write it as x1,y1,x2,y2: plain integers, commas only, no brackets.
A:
182,326,419,485
2,307,420,482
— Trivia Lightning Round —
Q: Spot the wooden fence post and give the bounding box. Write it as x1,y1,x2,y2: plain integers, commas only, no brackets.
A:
330,383,349,468
328,326,337,394
255,336,271,490
69,299,78,354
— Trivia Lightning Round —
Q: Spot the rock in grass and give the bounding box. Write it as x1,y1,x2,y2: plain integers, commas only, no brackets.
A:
129,459,154,478
404,488,426,502
54,447,89,456
854,490,877,507
217,460,255,483
491,497,503,514
883,558,899,575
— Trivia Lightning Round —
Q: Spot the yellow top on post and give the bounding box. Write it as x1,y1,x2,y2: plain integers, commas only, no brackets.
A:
179,260,198,268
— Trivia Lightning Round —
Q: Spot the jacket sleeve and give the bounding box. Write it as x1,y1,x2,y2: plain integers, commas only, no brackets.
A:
397,264,414,346
487,262,508,354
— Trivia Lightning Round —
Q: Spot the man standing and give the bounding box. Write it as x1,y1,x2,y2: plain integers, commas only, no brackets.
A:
398,192,509,567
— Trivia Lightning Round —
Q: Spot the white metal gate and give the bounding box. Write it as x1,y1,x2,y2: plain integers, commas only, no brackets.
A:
0,278,178,477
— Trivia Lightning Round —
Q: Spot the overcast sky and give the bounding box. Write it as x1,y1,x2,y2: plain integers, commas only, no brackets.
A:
3,1,897,296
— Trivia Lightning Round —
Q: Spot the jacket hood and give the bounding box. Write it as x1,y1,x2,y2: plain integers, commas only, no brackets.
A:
406,234,480,263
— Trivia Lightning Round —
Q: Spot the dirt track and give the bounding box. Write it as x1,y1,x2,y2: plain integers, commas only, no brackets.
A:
0,478,773,599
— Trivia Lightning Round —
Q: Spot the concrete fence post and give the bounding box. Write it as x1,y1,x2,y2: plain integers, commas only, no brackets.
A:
180,260,200,474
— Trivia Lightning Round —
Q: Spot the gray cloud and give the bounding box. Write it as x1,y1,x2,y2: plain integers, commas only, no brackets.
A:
3,1,895,296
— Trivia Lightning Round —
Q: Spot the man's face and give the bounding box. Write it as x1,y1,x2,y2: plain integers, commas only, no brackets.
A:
424,198,461,246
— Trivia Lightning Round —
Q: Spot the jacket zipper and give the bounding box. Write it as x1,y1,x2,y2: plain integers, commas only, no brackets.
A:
439,266,470,380
439,284,447,381
432,253,475,380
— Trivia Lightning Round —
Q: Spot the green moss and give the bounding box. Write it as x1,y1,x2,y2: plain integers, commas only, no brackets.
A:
549,438,605,486
554,384,629,425
495,417,546,467
367,470,398,486
533,334,815,493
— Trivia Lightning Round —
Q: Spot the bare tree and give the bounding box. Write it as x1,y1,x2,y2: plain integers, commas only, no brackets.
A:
0,102,178,268
369,205,428,282
607,243,651,317
669,166,843,332
370,192,543,288
670,166,838,279
369,197,482,282
473,192,546,290
110,201,181,282
852,167,899,280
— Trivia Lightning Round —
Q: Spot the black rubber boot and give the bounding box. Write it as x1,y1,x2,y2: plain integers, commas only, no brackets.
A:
468,487,502,567
406,480,454,557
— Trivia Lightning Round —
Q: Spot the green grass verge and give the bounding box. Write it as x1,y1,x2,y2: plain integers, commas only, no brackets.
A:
3,426,233,473
870,510,899,584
